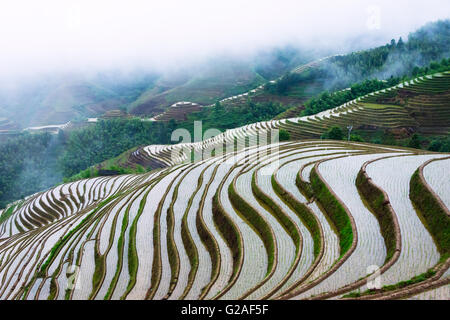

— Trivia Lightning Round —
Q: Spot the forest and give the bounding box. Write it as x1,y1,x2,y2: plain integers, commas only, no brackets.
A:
0,100,288,208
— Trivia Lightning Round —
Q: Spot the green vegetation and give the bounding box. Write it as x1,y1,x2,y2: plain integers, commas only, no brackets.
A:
0,119,172,208
310,167,353,256
252,172,301,254
324,20,450,86
264,69,325,95
122,187,153,299
262,21,450,117
0,204,18,224
0,132,63,209
90,251,106,299
428,136,450,152
300,58,450,117
212,189,242,283
185,100,289,133
64,146,147,183
356,169,397,262
303,79,399,116
272,175,321,257
407,133,421,149
227,181,275,276
47,277,58,300
343,269,437,298
320,126,364,143
349,134,364,142
59,119,174,178
37,193,121,277
321,126,344,140
410,168,450,256
396,133,449,152
167,188,180,294
104,203,130,300
278,129,291,141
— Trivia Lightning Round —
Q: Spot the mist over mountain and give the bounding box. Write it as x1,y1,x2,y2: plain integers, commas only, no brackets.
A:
1,0,448,77
0,0,449,127
0,1,450,304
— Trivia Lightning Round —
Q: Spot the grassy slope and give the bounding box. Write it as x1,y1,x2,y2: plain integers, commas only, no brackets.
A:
128,62,267,115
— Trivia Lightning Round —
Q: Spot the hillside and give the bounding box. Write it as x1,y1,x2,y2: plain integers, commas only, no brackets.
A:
0,74,156,127
276,71,450,139
0,72,449,300
128,61,267,116
151,102,203,122
127,49,313,117
1,1,450,304
0,136,448,300
125,71,449,170
1,20,447,129
142,56,337,125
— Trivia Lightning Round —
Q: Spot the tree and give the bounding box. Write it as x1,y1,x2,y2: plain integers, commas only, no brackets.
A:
397,37,405,50
350,134,364,142
390,39,396,48
321,126,344,140
428,136,450,152
57,129,66,144
328,126,344,140
407,133,421,149
428,139,442,151
279,129,290,141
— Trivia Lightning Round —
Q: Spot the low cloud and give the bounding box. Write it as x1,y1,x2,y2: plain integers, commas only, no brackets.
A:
0,0,449,79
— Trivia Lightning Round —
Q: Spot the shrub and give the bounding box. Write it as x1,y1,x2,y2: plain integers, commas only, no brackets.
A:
428,139,442,151
350,134,364,142
407,133,421,149
321,126,344,140
356,170,397,262
428,136,450,152
310,167,353,256
228,181,274,275
279,129,291,141
410,169,450,255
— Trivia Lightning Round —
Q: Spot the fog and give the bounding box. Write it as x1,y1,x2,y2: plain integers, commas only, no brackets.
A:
1,0,449,79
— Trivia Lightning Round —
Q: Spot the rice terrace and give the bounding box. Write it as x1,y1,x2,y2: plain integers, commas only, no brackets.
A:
0,0,449,305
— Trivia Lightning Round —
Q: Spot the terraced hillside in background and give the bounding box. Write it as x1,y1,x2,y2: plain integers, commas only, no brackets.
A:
151,102,203,122
276,71,450,139
0,70,448,300
0,77,146,128
0,130,448,299
128,61,267,116
144,56,336,123
126,71,449,170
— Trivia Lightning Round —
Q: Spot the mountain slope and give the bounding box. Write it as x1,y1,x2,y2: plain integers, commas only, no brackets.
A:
0,70,449,300
127,60,267,116
276,71,450,139
0,73,157,127
0,139,448,300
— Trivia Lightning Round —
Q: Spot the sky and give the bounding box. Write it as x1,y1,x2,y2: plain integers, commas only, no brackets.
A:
0,0,449,78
